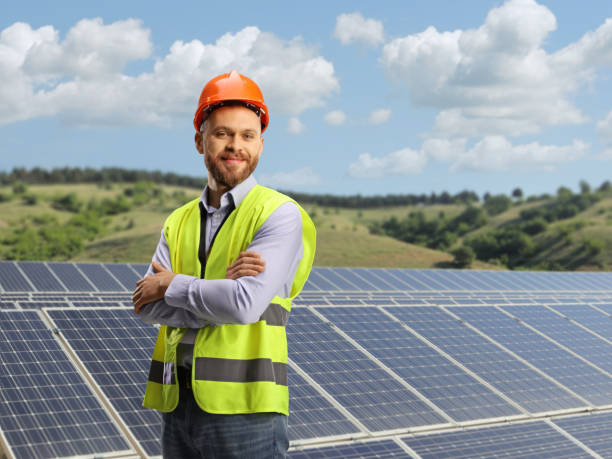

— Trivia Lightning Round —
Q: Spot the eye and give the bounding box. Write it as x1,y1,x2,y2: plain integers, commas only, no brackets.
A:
243,132,256,140
215,130,227,138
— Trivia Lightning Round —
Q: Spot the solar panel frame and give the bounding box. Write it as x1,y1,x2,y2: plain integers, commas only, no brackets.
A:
401,420,593,459
289,439,411,458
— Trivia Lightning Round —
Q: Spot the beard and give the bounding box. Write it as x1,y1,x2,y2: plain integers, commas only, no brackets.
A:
205,152,259,189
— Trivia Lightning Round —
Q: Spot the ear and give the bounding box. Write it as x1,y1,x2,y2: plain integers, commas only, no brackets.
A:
195,132,204,155
256,135,264,159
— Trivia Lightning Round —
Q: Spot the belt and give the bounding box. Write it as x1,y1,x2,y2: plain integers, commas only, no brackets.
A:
177,366,192,390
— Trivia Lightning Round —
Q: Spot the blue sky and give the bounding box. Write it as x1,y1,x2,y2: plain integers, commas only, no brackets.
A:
2,0,612,197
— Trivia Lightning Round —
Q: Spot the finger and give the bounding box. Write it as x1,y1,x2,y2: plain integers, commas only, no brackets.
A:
233,255,266,267
136,278,144,286
226,263,266,275
238,251,262,259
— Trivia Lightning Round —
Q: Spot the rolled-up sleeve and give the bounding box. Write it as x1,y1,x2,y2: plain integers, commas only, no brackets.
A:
138,201,302,326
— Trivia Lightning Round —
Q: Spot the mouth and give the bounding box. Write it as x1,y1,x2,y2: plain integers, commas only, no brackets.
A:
222,156,246,165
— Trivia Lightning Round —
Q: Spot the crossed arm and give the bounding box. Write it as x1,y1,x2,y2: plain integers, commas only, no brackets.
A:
132,252,265,313
132,201,303,328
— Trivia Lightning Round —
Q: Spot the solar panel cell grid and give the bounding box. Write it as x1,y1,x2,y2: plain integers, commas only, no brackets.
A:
452,306,612,407
289,439,411,458
104,263,141,290
385,306,584,413
76,263,124,291
402,421,592,459
287,366,359,440
551,304,612,339
287,308,447,432
46,308,162,457
47,262,96,291
501,305,612,374
17,262,65,292
316,306,520,422
552,412,612,458
0,263,33,292
0,310,132,458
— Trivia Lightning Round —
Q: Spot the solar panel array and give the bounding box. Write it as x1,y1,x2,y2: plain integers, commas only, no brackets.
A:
1,260,611,458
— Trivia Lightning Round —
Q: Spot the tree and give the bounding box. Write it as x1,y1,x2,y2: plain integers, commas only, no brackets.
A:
579,180,591,195
451,246,475,268
483,194,512,216
512,187,523,201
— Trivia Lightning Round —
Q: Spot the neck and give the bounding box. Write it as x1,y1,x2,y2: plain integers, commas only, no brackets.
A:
206,184,228,208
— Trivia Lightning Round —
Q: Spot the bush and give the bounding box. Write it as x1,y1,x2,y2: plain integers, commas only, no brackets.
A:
483,194,512,216
582,237,605,256
521,217,547,235
451,246,475,268
0,192,11,202
22,193,38,205
51,193,82,213
12,181,27,194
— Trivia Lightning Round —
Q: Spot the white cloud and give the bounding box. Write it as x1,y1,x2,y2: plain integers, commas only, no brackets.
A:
426,135,589,171
368,108,391,125
324,109,346,125
287,116,305,134
348,148,427,178
379,0,612,139
597,110,612,140
333,12,384,47
259,167,322,188
0,20,339,126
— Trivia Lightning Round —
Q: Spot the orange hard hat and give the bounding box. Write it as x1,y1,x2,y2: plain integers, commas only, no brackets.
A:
193,70,269,132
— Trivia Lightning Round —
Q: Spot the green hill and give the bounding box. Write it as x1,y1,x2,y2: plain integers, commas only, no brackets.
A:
2,178,610,270
0,182,492,269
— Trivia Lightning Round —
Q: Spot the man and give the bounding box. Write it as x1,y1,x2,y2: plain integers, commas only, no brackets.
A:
132,70,316,458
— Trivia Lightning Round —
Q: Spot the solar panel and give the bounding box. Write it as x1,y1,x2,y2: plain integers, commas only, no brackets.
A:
551,304,612,339
76,263,124,291
500,305,612,374
47,262,96,291
452,306,612,406
45,308,162,457
287,308,447,431
0,262,33,292
0,310,133,458
1,262,612,458
287,366,360,441
289,439,411,458
104,263,141,291
316,306,521,422
402,421,592,458
16,262,65,291
552,412,612,458
385,306,584,413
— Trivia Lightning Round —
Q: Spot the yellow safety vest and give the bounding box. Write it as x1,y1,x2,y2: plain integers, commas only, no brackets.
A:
143,185,316,415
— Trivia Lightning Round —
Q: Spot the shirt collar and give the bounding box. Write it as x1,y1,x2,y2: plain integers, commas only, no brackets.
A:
200,174,257,212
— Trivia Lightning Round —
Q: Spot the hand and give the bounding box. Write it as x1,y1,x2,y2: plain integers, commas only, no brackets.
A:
133,261,177,314
226,251,266,280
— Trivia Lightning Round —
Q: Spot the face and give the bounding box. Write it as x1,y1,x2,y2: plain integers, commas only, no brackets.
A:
195,105,264,192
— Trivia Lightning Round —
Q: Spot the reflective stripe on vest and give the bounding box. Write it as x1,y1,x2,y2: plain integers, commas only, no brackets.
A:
194,357,287,386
